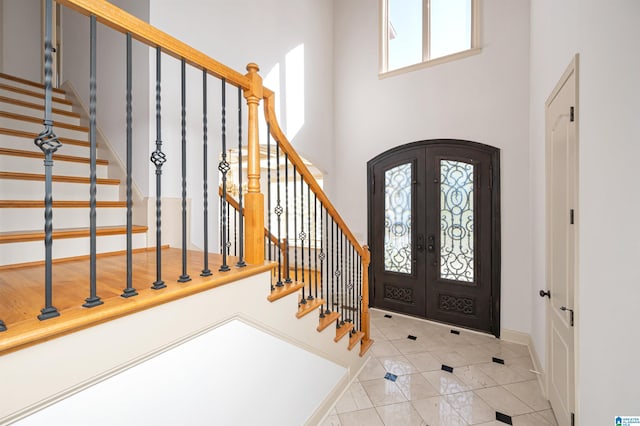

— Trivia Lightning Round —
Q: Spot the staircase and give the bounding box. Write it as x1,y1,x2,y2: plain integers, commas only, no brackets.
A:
0,72,147,267
0,1,374,423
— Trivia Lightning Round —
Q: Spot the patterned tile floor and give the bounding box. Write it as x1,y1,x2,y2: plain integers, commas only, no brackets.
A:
321,309,558,426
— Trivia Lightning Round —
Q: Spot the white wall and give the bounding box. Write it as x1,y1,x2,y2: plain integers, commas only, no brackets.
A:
61,0,150,196
1,0,41,82
332,0,532,334
147,0,334,251
529,0,640,423
0,0,4,72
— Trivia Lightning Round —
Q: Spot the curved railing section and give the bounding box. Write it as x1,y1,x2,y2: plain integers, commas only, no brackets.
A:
262,88,372,351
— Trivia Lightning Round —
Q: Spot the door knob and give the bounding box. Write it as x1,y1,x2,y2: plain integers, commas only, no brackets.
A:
416,234,425,252
539,290,551,299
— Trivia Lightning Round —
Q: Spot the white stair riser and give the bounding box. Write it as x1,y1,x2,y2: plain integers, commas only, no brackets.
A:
0,180,120,201
0,88,73,112
0,134,89,157
0,76,65,97
0,101,81,126
0,155,108,178
0,207,127,232
0,232,147,266
0,116,87,140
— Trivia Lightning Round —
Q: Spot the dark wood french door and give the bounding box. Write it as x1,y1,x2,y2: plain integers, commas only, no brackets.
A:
368,140,500,335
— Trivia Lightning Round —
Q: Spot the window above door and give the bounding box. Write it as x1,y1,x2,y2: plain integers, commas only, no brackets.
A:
379,0,481,77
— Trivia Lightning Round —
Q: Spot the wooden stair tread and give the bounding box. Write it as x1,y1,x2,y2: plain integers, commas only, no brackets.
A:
0,200,126,208
0,225,148,244
296,298,324,319
359,338,374,357
0,127,90,147
0,147,108,165
0,171,120,185
0,83,71,105
0,72,66,95
0,95,80,118
267,282,304,302
348,331,365,351
317,311,340,332
0,111,88,132
334,322,354,342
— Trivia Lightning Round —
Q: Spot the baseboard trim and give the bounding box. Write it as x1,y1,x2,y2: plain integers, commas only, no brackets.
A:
500,328,530,345
502,327,547,399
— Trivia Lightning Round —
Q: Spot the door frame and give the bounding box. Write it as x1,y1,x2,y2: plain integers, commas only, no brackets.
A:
544,55,579,424
367,139,501,336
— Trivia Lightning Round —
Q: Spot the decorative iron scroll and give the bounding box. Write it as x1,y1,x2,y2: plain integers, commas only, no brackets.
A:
384,284,414,304
439,294,474,315
440,160,474,282
384,163,412,274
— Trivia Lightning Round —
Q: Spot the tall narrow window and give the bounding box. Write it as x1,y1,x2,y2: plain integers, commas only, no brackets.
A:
381,0,479,74
384,163,412,274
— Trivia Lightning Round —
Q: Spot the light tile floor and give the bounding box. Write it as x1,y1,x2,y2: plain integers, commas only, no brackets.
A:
322,309,558,426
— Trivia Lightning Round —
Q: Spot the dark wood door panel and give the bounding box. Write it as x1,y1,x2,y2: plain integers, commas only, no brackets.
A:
368,140,500,336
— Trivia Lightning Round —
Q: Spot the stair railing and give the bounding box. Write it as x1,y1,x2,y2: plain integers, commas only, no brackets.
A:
19,0,371,352
262,88,372,350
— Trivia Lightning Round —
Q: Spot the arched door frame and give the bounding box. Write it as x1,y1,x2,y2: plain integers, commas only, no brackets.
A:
367,139,501,336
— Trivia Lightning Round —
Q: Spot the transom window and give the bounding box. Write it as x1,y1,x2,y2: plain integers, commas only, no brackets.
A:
380,0,480,75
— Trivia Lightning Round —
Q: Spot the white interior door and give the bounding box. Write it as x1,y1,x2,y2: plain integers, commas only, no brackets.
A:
545,56,578,426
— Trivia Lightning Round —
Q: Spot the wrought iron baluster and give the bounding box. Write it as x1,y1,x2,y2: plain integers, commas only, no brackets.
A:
293,166,299,288
150,47,166,290
307,184,313,301
0,320,6,332
274,130,283,287
351,245,356,327
233,207,237,256
226,201,231,256
35,0,60,320
314,193,318,301
358,253,362,332
267,126,272,265
122,32,137,298
324,208,330,316
338,227,344,326
219,79,230,272
284,155,291,283
299,171,306,304
178,59,191,283
319,203,325,318
83,15,103,308
236,87,246,267
331,217,335,315
201,71,212,277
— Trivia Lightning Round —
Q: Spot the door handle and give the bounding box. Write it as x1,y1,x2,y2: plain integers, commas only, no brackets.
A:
560,306,574,326
427,235,435,252
416,234,425,252
539,290,551,299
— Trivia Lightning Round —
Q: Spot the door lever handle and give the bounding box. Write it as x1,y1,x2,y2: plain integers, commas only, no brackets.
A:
560,306,574,326
539,290,551,299
427,235,435,252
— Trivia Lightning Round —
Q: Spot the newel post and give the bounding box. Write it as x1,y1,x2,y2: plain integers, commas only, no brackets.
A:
361,245,372,342
243,63,265,264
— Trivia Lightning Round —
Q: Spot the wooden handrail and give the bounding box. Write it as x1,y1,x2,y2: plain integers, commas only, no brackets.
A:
56,0,250,89
218,186,280,248
263,88,366,259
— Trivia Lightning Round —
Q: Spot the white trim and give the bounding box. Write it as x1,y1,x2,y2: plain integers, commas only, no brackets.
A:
500,328,529,346
544,53,580,423
379,0,481,76
379,47,482,79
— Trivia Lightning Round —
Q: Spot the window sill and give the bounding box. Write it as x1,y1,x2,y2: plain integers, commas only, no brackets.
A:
379,47,482,79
